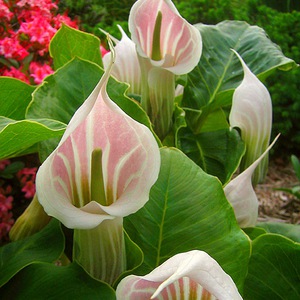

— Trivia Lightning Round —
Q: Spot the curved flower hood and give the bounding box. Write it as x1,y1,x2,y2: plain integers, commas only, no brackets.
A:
225,135,279,228
102,25,141,95
116,250,242,300
129,0,202,75
36,46,160,230
229,50,272,185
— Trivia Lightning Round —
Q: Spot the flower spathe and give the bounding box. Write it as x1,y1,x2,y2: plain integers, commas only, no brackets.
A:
224,134,279,228
229,50,272,185
128,0,202,139
36,45,160,230
35,41,160,283
102,25,141,96
129,0,202,75
116,250,242,300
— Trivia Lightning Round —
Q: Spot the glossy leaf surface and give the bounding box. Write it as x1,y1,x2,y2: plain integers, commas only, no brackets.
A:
0,262,116,300
124,147,250,291
50,24,102,70
244,234,300,299
0,219,64,287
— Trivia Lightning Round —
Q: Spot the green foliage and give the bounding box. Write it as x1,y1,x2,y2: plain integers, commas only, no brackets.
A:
244,234,300,299
0,219,64,287
275,154,300,199
58,0,133,39
125,147,250,292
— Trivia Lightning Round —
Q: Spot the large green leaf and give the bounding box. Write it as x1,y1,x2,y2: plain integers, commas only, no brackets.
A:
257,222,300,243
183,20,296,113
178,127,245,184
244,234,300,299
0,262,116,299
0,219,64,287
27,57,102,124
50,24,103,70
0,77,35,120
124,147,250,292
0,117,65,159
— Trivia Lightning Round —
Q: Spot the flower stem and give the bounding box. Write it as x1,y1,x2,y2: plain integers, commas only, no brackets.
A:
73,217,126,285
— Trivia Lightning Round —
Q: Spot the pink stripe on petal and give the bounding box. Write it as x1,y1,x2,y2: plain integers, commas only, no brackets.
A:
116,251,242,300
129,0,202,75
36,49,160,229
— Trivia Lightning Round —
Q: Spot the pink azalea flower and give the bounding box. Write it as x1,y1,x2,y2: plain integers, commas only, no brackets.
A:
52,13,78,30
0,2,13,21
17,167,37,199
0,193,13,213
0,36,29,61
0,160,10,171
18,16,57,51
29,62,53,84
21,181,36,199
2,67,30,84
100,45,109,57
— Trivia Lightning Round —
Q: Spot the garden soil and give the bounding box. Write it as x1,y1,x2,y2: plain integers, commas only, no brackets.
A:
256,158,300,224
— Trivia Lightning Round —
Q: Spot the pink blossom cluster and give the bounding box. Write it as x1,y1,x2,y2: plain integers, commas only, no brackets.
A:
0,160,14,242
0,0,78,84
0,159,38,242
17,167,37,199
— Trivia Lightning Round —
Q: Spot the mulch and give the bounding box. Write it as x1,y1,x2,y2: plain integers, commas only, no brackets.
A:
255,158,300,224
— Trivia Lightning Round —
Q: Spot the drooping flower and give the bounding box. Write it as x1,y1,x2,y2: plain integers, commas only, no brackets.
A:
224,135,279,228
102,25,141,96
116,250,242,300
35,41,161,283
129,0,202,139
229,50,272,185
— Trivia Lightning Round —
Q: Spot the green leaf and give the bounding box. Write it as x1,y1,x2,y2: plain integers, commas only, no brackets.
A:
0,262,116,299
178,127,245,184
244,234,300,299
291,155,300,181
124,147,250,292
50,24,102,70
0,77,35,120
0,219,64,287
0,117,65,159
183,20,297,119
27,57,102,124
243,227,267,240
257,222,300,243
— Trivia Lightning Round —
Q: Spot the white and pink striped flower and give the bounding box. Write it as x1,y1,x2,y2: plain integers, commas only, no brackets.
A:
35,43,160,283
129,0,202,74
116,250,242,300
36,46,160,230
128,0,202,139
